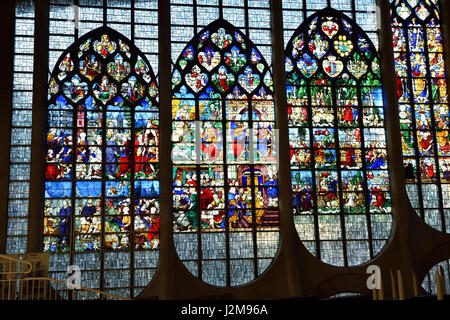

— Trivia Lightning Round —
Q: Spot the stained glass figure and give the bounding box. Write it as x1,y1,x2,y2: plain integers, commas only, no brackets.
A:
44,27,160,296
172,20,280,287
391,0,450,233
286,8,393,266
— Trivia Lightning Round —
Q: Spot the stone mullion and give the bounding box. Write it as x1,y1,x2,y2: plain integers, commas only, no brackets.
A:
270,0,303,297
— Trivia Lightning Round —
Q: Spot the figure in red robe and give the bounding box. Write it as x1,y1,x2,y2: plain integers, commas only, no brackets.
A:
342,106,354,125
372,187,385,208
117,140,131,177
200,188,214,210
134,134,145,173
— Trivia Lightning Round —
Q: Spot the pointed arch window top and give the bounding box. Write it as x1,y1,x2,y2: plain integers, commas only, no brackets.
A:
172,19,273,99
285,9,382,87
48,27,158,105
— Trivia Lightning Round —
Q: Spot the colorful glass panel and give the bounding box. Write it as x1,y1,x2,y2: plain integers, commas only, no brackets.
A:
44,27,160,297
286,8,393,266
172,20,280,287
391,0,450,233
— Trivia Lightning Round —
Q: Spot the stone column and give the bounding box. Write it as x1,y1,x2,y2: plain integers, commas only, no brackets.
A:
270,0,303,297
158,0,176,300
27,0,49,253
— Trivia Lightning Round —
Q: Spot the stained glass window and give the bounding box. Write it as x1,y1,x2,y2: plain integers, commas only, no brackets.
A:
390,0,450,233
284,6,393,266
6,0,35,254
282,0,380,50
4,0,450,300
422,258,450,294
170,1,279,287
44,0,160,299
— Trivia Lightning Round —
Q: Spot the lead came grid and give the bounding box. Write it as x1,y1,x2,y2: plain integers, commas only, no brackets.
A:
6,0,36,255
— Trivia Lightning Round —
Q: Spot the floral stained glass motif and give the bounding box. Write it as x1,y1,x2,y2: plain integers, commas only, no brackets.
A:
44,27,160,295
172,20,280,287
391,0,450,233
286,8,393,266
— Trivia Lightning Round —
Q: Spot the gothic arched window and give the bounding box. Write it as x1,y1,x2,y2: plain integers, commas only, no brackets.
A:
44,27,160,297
171,20,280,287
285,8,393,266
391,0,450,233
